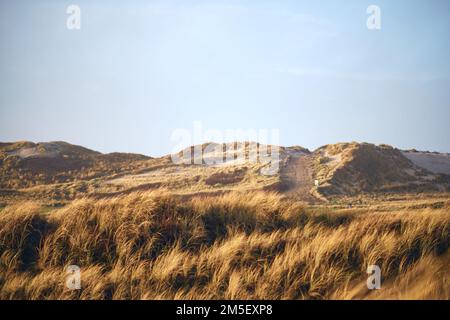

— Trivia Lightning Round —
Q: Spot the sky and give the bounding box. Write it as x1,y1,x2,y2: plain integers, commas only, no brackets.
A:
0,0,449,156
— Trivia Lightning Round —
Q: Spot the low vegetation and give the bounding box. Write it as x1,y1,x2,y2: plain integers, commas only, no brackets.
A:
0,191,448,300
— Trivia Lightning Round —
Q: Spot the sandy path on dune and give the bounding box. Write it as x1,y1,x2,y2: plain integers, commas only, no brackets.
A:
280,154,318,203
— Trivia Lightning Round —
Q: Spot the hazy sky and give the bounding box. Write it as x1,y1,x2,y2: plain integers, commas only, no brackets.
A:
1,0,449,156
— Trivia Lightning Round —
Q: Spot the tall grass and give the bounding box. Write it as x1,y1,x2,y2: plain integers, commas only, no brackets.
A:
0,191,448,299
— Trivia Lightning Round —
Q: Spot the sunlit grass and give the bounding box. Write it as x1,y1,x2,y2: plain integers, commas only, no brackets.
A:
0,191,448,300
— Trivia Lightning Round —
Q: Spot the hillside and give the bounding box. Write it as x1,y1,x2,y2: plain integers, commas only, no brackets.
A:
0,141,151,189
0,141,449,204
402,150,450,175
312,143,450,196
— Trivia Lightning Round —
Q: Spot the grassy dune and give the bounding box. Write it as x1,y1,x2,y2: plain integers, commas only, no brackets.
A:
0,191,448,299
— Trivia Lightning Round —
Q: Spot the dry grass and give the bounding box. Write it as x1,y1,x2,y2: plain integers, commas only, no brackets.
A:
0,191,448,300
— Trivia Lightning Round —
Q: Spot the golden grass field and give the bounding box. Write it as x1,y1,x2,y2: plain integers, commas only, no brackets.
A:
0,191,448,300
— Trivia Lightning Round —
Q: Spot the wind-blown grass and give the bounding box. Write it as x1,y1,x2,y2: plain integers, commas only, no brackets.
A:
0,191,448,299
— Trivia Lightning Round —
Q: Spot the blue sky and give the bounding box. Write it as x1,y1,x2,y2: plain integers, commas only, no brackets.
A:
0,0,449,156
